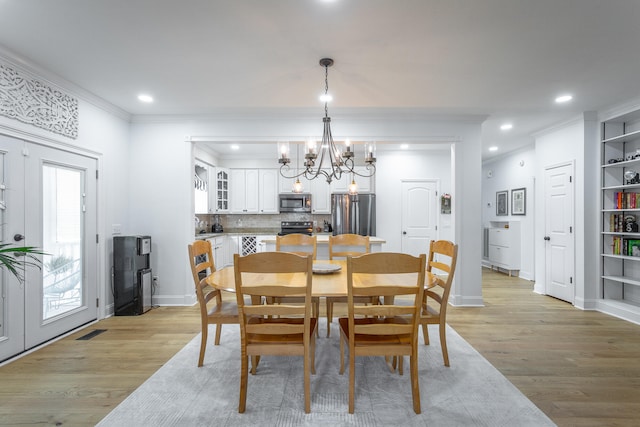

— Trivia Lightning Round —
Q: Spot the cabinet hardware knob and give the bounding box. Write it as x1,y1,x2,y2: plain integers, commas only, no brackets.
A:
544,236,550,241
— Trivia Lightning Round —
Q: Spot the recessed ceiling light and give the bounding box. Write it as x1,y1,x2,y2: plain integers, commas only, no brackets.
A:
555,94,573,103
400,144,409,150
137,94,153,103
489,146,498,152
230,145,240,150
500,123,513,131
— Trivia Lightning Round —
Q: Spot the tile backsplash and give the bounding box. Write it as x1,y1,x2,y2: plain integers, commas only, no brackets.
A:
195,213,331,234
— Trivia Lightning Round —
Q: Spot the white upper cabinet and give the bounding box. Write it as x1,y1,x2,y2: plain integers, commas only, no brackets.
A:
330,167,375,193
230,169,259,213
279,169,299,193
308,174,331,214
215,168,229,213
259,169,279,213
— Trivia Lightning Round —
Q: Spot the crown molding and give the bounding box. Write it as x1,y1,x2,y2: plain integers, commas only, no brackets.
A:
0,44,131,122
131,108,488,124
598,97,640,123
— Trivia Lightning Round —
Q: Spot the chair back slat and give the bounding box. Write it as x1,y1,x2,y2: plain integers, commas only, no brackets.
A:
276,234,317,260
329,234,370,259
246,323,304,335
354,305,416,317
243,304,306,317
353,323,413,336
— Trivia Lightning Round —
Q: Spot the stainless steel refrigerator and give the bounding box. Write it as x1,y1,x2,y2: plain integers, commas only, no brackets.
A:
331,193,376,236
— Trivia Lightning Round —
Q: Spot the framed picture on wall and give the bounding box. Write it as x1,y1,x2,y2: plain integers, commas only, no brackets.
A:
496,190,508,216
511,187,526,215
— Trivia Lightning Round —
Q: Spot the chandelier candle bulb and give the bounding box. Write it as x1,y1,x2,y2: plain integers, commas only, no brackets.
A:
278,141,290,162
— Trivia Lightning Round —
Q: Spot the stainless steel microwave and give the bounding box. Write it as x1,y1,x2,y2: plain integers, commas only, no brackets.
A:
279,193,312,213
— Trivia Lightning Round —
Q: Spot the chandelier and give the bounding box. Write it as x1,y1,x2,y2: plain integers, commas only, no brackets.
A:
277,58,376,194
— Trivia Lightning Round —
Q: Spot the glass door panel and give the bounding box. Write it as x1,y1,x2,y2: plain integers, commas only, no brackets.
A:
42,165,83,320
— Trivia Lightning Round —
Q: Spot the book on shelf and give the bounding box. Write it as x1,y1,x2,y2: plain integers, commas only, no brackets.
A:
613,192,640,209
609,213,638,232
611,236,640,256
628,239,640,257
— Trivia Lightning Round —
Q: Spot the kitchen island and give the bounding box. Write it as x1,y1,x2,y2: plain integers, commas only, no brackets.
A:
194,232,385,266
261,235,385,260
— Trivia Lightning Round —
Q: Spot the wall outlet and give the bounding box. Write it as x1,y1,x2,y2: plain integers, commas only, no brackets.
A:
112,224,122,234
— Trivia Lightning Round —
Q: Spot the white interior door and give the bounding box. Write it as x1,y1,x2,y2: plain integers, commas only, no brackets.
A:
544,163,575,303
401,180,438,256
0,135,97,361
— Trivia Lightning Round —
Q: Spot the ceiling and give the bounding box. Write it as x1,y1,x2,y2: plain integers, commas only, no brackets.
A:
1,0,639,160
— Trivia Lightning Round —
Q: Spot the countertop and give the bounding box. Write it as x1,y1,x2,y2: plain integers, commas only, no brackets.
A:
195,230,385,244
260,235,386,244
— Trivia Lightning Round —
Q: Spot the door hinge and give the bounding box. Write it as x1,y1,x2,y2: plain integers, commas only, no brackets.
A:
570,277,573,284
96,234,99,244
570,226,573,233
569,175,572,183
435,225,438,231
96,170,99,179
96,298,99,308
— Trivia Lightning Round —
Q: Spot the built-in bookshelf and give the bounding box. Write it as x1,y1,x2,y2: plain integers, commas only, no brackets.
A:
601,109,640,322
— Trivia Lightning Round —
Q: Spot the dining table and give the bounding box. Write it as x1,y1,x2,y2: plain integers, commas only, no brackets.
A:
205,259,437,300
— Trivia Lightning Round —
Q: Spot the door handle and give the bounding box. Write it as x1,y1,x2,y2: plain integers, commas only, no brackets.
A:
544,236,550,241
14,233,24,242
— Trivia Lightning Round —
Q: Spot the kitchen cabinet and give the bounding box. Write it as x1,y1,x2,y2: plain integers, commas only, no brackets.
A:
215,168,229,213
308,173,331,214
487,221,521,276
279,169,300,193
207,236,226,269
259,169,279,213
330,167,374,193
256,235,276,253
230,169,259,213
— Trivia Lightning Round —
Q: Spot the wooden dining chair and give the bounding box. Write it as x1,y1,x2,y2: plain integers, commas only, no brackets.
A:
188,240,238,367
420,239,458,367
338,252,426,414
234,252,317,413
325,233,378,337
274,234,320,326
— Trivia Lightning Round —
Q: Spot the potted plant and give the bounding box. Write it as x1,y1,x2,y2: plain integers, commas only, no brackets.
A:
0,243,46,282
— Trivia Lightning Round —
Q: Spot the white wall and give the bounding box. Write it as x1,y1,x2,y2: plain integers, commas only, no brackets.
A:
129,113,485,308
376,149,453,252
0,54,132,318
534,114,592,306
482,146,536,280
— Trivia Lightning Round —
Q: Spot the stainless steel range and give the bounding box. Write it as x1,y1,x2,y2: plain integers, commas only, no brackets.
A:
278,221,313,236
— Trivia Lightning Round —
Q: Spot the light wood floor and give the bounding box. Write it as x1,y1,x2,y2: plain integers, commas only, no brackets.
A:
1,268,639,426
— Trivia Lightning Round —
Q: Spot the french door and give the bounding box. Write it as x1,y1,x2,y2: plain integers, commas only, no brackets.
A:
0,135,97,361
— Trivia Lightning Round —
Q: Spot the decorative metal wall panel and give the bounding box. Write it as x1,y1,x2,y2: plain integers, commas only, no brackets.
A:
0,63,78,139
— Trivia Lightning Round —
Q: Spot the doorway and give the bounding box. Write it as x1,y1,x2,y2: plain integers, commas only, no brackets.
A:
0,135,98,361
401,180,438,256
544,162,575,303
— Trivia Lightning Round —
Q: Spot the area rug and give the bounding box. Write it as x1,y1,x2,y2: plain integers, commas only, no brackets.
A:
97,322,555,427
